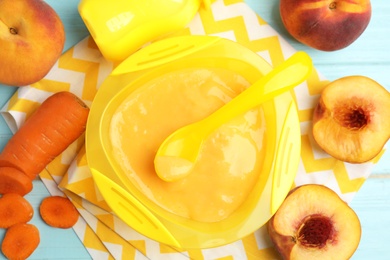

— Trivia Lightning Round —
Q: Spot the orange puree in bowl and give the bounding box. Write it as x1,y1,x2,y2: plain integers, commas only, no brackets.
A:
109,68,267,222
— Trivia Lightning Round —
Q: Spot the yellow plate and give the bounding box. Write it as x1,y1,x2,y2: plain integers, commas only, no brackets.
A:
86,35,301,249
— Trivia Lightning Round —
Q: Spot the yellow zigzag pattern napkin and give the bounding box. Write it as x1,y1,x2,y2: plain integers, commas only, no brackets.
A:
0,0,384,259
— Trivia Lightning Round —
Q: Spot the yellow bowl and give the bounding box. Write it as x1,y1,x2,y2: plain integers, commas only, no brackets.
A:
86,35,301,249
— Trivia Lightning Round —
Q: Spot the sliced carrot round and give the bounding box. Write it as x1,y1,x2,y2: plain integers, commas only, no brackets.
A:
0,167,33,196
1,223,40,260
39,196,79,229
0,193,34,228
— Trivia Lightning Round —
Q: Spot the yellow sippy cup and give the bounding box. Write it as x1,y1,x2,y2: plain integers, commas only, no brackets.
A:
78,0,210,62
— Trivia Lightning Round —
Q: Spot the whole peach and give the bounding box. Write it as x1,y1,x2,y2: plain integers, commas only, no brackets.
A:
280,0,371,51
0,0,65,86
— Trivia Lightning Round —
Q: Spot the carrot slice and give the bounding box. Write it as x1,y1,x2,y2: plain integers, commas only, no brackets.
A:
0,91,89,180
0,167,33,196
1,223,40,260
39,196,79,229
0,193,33,229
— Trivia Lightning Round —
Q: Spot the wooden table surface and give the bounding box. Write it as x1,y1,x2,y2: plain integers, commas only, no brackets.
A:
0,1,389,259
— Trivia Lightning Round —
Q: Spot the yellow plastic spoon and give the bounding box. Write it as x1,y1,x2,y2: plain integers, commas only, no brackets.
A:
154,51,313,182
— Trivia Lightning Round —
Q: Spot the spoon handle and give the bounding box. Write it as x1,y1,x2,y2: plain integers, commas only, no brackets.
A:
198,51,312,135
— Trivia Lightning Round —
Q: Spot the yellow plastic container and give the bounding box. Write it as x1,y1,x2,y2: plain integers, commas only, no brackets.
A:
78,0,208,62
86,35,301,249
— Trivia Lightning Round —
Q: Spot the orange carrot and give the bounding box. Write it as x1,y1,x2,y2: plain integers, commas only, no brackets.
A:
0,193,33,229
1,223,40,260
0,167,33,196
0,91,89,180
39,196,79,229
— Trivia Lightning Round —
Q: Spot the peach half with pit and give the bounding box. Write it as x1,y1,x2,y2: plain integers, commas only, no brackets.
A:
267,184,361,260
312,75,390,163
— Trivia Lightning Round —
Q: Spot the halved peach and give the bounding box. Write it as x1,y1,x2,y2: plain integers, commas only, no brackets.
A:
312,76,390,163
267,184,361,260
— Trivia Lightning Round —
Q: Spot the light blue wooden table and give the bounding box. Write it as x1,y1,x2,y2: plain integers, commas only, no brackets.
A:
0,1,388,259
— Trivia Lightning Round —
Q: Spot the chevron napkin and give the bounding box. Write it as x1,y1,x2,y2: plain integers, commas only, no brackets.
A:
0,0,383,259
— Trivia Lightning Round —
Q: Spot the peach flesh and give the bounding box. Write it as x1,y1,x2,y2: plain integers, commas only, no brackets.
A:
315,97,372,131
267,184,361,259
312,76,390,163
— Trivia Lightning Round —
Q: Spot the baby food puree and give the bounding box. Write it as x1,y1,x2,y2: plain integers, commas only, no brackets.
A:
109,67,267,222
